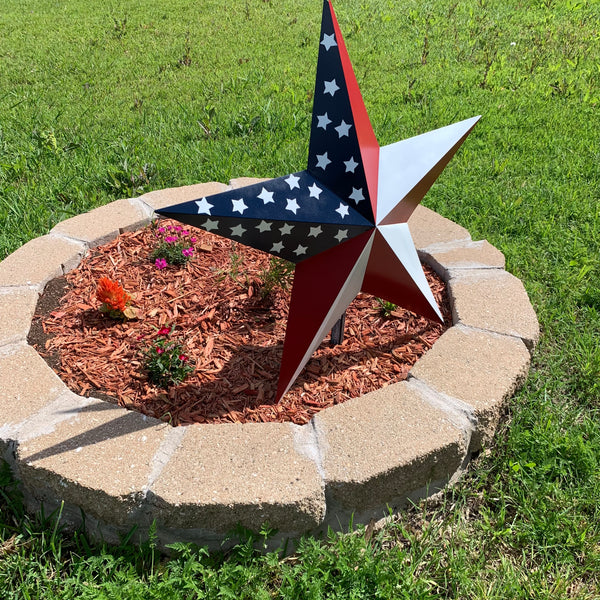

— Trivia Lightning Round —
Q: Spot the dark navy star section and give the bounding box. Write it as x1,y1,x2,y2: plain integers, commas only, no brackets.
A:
156,172,372,263
307,2,374,223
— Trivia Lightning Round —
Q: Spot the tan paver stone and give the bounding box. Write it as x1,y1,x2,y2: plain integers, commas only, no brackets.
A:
140,182,229,211
0,235,85,289
422,240,505,279
408,205,471,250
312,381,465,520
449,269,540,350
229,177,270,188
0,344,66,433
148,423,325,533
0,287,39,347
18,400,168,525
51,198,152,248
409,326,531,451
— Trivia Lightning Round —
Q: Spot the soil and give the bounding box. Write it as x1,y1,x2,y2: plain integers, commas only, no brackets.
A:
27,220,450,426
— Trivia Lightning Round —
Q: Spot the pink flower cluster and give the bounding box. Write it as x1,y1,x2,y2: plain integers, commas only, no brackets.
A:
151,223,198,269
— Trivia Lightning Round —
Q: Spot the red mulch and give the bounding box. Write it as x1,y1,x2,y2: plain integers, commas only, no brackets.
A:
31,220,450,426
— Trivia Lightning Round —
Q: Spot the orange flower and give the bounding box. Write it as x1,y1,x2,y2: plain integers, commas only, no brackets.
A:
96,277,131,313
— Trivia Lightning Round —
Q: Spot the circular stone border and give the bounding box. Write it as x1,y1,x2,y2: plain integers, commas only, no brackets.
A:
0,179,539,550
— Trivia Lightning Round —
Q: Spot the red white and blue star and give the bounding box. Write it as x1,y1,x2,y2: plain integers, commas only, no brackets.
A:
157,0,480,401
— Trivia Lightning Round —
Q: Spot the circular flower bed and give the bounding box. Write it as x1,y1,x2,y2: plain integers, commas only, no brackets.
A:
28,220,450,425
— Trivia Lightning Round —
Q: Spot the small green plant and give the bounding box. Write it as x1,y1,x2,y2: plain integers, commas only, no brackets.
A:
258,257,294,298
376,297,397,317
143,326,194,388
150,223,197,268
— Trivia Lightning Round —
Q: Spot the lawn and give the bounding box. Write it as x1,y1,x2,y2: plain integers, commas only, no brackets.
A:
1,0,599,597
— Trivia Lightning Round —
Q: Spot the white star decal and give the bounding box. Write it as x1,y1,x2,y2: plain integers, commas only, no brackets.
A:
349,187,365,203
335,120,352,138
316,152,331,170
257,187,274,204
279,223,294,236
335,203,349,218
320,33,337,51
344,156,359,173
285,174,300,190
195,197,213,214
271,241,284,253
317,113,331,129
256,220,271,233
323,79,340,96
232,198,248,214
203,219,219,231
334,229,348,242
294,244,308,256
230,224,246,237
308,183,322,199
308,226,323,237
286,198,300,214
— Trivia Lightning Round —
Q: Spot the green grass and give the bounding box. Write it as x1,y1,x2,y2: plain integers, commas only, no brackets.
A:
1,0,600,597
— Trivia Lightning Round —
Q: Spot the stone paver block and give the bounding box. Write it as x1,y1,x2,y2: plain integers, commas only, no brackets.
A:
408,205,471,250
0,235,85,289
449,269,540,350
140,182,229,211
312,381,465,519
229,177,270,188
148,423,325,533
422,240,505,279
409,326,531,451
0,344,66,434
0,287,39,347
18,400,168,525
51,198,152,248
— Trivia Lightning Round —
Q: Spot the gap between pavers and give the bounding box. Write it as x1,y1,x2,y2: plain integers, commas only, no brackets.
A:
0,180,539,548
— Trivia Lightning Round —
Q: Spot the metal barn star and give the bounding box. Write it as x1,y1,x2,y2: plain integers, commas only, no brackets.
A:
157,0,480,401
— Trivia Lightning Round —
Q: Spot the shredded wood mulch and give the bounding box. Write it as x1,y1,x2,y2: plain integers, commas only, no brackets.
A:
29,220,450,426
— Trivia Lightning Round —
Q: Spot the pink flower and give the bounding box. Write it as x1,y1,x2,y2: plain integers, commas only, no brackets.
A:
165,236,178,244
155,258,167,269
157,327,171,336
175,226,182,232
190,237,197,243
179,354,188,363
155,347,164,354
181,230,189,236
182,247,194,258
157,227,166,233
